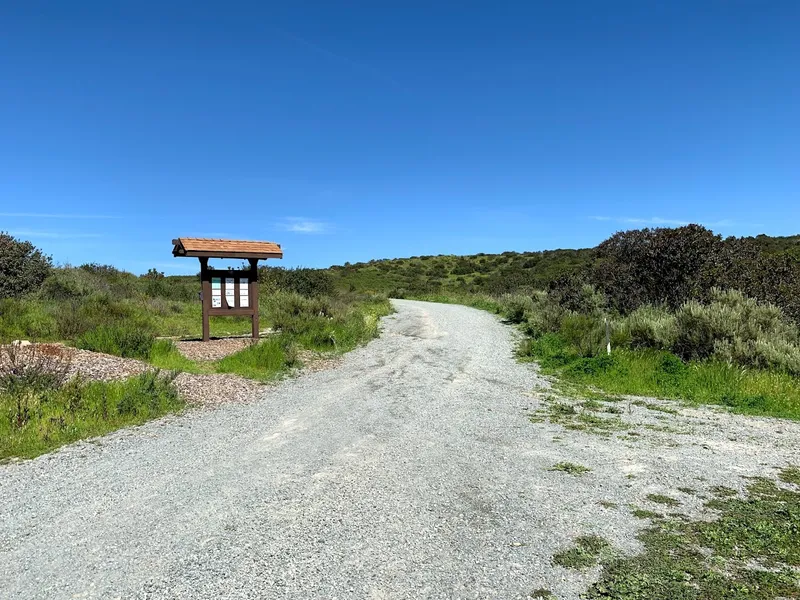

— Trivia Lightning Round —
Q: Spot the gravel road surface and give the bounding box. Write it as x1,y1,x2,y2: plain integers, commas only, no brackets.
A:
2,300,799,599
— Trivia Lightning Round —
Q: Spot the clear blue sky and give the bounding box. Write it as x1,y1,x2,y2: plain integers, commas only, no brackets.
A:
1,1,798,274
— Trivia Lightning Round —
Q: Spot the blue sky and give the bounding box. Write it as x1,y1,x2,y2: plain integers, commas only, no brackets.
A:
1,1,798,274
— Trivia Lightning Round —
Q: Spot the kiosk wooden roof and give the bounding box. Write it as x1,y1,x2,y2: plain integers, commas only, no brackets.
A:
172,237,283,259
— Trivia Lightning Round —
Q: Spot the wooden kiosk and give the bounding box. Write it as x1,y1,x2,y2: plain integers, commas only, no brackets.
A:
172,237,283,342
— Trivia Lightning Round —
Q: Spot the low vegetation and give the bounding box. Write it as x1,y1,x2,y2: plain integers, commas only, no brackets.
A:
549,461,592,475
553,535,611,569
0,344,183,460
581,468,800,599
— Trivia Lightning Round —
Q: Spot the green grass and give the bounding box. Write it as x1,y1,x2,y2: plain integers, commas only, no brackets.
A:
74,324,156,359
586,469,800,599
646,494,681,507
632,508,664,520
549,461,592,475
779,465,800,485
524,334,800,420
0,371,184,460
148,340,213,374
553,535,611,569
216,335,298,381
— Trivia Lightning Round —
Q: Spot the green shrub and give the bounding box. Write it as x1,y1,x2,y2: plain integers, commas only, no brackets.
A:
500,294,535,324
75,324,156,359
0,233,53,299
672,290,800,374
520,292,564,337
623,305,678,350
266,291,333,335
0,298,58,341
560,312,607,357
259,267,335,297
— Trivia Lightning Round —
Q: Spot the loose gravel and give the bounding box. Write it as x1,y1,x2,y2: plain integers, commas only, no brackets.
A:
1,300,799,599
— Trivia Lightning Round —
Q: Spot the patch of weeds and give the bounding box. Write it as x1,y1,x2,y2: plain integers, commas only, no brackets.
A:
631,507,663,519
647,493,681,507
710,485,738,498
549,461,591,475
530,392,632,436
587,474,800,599
641,401,679,415
551,402,577,415
582,399,604,411
667,512,690,520
567,413,631,436
598,500,618,509
553,535,610,569
676,486,697,495
779,465,800,485
529,589,553,599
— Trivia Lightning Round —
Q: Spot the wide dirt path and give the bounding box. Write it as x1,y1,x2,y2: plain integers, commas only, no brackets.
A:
2,300,799,599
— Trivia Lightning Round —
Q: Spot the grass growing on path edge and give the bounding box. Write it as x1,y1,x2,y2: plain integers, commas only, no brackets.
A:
1,371,184,460
413,294,800,421
578,467,800,599
524,334,800,421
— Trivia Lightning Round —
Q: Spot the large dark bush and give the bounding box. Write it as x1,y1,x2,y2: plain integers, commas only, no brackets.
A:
0,233,53,298
592,225,800,323
592,225,721,313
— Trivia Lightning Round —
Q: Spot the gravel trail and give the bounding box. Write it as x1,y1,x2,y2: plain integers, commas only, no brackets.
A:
2,300,799,599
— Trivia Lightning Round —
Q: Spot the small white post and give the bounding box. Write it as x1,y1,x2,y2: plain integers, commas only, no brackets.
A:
605,317,611,355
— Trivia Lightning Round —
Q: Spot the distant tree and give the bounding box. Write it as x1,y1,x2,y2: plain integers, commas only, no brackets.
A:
141,268,165,280
0,232,53,298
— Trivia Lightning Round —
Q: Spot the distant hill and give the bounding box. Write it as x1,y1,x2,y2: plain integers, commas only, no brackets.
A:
329,232,800,296
328,248,595,295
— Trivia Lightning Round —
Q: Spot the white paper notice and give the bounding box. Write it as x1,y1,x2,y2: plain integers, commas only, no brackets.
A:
211,296,222,308
239,277,249,309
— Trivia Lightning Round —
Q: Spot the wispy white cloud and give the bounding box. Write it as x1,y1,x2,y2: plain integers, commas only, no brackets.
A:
589,216,690,226
588,216,764,228
276,217,332,234
0,212,120,219
8,230,103,239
